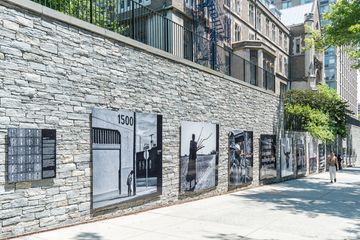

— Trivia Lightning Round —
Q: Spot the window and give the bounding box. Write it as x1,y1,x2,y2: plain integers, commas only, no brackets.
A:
249,31,255,40
249,3,254,25
272,23,275,41
224,0,231,7
235,23,241,42
279,30,283,47
294,37,301,54
256,11,261,30
284,36,288,52
279,56,283,73
185,0,194,8
236,0,241,14
120,0,124,8
266,18,270,37
284,57,288,76
301,0,312,4
224,16,232,40
282,0,292,8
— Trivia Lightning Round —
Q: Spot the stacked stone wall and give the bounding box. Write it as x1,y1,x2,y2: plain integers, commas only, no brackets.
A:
0,1,281,238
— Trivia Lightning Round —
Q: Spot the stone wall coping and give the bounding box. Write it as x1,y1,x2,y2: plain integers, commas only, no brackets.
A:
2,0,277,97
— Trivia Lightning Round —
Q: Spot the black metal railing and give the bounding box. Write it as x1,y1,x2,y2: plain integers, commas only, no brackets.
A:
31,0,276,92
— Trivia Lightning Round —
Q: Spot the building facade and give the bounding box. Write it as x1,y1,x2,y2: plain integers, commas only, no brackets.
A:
222,0,290,93
273,0,358,115
279,2,324,90
137,0,290,93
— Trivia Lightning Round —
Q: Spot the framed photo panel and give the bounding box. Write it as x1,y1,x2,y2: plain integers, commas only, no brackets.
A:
180,121,219,193
229,130,253,187
259,134,276,180
92,108,162,209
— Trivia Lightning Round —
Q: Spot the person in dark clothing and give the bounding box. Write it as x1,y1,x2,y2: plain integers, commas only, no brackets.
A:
337,154,342,170
127,170,134,196
186,134,197,191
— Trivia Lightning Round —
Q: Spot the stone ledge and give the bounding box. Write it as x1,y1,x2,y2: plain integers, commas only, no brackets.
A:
1,0,277,97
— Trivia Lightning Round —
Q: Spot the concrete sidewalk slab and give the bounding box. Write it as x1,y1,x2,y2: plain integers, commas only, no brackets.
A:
15,167,360,240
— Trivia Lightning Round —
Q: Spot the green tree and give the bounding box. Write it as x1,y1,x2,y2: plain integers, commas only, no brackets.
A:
285,84,351,141
306,0,360,68
38,0,129,34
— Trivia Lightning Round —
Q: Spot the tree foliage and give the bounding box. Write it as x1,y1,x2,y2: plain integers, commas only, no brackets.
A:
285,84,351,141
306,0,360,68
39,0,129,34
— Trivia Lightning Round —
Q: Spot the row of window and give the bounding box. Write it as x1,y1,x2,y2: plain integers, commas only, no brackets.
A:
279,55,288,77
248,2,288,51
281,0,312,9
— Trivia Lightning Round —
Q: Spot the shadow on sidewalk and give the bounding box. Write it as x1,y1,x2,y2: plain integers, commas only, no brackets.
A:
205,233,276,240
228,167,360,239
75,232,103,240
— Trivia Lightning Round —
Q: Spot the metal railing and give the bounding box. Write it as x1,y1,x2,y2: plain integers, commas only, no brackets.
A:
31,0,276,92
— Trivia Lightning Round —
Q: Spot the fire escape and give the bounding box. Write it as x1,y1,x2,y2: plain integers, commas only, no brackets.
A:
194,0,228,70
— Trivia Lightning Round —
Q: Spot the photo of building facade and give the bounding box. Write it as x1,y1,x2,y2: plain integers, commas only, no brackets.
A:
92,108,162,209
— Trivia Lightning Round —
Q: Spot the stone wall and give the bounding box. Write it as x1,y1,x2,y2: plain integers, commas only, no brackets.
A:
0,1,281,239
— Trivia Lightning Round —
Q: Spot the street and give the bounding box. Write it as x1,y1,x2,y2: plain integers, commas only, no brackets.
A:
16,168,360,240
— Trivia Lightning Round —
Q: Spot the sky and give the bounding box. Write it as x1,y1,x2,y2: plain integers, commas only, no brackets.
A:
136,112,158,152
181,121,217,156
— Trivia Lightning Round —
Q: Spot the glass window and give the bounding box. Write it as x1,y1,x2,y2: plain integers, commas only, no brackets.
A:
284,36,288,52
266,18,270,37
224,0,231,7
224,16,231,40
295,38,301,54
185,0,194,8
249,3,254,25
235,23,241,42
329,57,336,64
279,30,283,47
282,0,292,8
236,0,241,14
249,31,255,40
272,23,275,41
256,11,261,30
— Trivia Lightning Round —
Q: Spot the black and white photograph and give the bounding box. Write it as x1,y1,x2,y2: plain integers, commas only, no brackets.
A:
180,121,219,193
229,130,253,187
92,108,162,209
309,140,318,174
259,134,277,180
295,136,306,175
280,135,294,177
318,144,326,172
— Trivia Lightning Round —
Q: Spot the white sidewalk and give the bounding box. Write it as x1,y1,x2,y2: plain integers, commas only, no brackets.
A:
16,168,360,240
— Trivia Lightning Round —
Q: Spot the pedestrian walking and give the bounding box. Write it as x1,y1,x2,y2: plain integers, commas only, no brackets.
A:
327,152,339,183
127,170,134,196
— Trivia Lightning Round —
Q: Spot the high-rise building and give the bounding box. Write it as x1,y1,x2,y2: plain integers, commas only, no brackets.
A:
273,0,358,115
